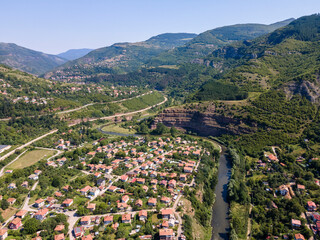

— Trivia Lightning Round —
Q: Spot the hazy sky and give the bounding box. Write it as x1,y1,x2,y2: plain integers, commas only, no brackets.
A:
1,0,319,54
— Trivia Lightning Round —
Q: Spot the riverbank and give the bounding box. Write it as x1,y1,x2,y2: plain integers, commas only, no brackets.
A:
211,147,231,240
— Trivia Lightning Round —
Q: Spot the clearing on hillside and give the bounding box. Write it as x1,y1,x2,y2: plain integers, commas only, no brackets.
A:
6,149,55,170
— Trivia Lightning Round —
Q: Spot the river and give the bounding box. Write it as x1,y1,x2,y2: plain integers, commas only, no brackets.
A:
211,148,231,239
98,127,231,239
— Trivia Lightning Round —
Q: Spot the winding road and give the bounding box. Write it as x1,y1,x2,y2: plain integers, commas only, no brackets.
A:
0,94,167,164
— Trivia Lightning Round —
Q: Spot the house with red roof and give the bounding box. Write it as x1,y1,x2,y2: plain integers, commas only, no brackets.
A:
159,228,174,240
161,209,173,220
54,233,65,240
87,203,96,212
148,198,157,206
0,229,8,240
103,216,113,225
121,195,130,203
307,201,317,211
139,210,148,221
80,216,91,226
82,235,93,240
120,175,129,182
34,208,49,221
161,197,171,204
15,209,28,218
9,217,22,229
117,202,128,210
291,219,301,228
294,233,305,240
34,198,45,208
62,199,73,207
122,214,131,223
136,199,143,207
80,186,91,196
54,225,65,232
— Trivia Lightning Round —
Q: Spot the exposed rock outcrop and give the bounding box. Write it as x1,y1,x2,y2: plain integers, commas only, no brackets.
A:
152,105,254,137
283,79,320,104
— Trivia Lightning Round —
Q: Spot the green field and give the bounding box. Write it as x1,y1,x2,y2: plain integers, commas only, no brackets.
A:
102,124,137,134
6,149,55,170
121,92,164,111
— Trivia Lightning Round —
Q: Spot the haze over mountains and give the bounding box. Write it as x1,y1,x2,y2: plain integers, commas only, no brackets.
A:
57,48,93,61
0,18,294,78
0,42,67,75
44,19,294,81
44,33,197,80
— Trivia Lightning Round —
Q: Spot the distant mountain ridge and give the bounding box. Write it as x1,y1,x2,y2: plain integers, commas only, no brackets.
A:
146,18,295,66
44,33,197,80
45,19,294,81
0,43,67,75
57,48,93,61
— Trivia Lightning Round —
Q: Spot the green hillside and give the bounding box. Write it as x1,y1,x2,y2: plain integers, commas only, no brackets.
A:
146,18,294,66
0,43,67,75
193,14,320,102
44,33,197,80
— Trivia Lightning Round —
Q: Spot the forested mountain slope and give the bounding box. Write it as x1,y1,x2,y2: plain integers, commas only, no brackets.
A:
146,18,294,67
44,33,197,80
0,43,67,75
193,14,320,102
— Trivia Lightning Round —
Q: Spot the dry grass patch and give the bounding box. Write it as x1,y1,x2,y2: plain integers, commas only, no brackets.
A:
6,149,55,170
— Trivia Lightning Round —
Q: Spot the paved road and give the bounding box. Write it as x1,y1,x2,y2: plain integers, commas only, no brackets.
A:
0,91,154,121
56,91,153,116
0,95,167,164
0,129,58,162
0,149,28,177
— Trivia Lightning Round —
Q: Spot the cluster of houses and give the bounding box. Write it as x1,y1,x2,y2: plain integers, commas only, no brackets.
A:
0,136,206,239
74,208,176,239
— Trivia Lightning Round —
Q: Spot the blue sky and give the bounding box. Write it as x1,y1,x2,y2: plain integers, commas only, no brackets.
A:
1,0,319,54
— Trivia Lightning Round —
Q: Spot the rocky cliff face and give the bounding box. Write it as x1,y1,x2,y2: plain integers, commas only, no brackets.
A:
152,105,254,137
283,79,320,104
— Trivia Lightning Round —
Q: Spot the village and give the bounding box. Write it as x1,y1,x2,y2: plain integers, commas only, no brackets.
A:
244,147,320,239
0,133,212,240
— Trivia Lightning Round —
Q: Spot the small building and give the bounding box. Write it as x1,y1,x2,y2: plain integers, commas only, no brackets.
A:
54,233,65,240
15,210,28,218
9,217,22,229
8,183,16,189
122,195,130,203
294,233,305,240
291,219,301,228
29,174,39,180
161,209,173,220
80,216,91,226
278,185,289,196
307,201,317,211
103,215,113,225
0,229,8,240
34,208,49,221
159,228,174,240
87,203,96,212
139,210,148,221
136,199,143,207
148,198,157,206
54,225,65,232
122,214,131,224
62,199,73,207
73,227,84,238
80,186,91,196
7,198,16,205
34,198,45,208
